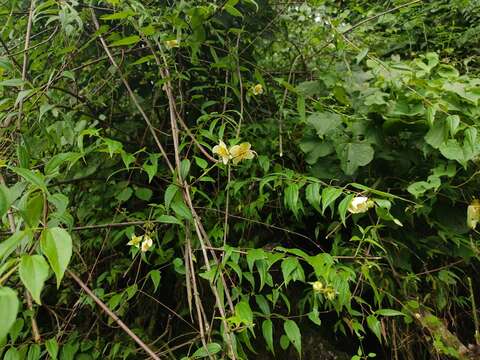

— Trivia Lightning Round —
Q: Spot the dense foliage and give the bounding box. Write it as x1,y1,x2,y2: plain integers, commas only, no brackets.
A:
1,0,480,359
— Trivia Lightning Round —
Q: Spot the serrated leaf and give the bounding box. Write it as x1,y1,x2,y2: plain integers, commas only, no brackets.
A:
19,255,49,304
40,227,72,288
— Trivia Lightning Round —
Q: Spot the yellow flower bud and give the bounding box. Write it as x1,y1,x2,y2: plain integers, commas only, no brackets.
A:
165,39,179,49
312,281,323,292
252,84,264,95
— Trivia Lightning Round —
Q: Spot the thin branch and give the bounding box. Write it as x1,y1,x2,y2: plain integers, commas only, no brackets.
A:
16,0,35,129
66,270,161,360
89,9,174,174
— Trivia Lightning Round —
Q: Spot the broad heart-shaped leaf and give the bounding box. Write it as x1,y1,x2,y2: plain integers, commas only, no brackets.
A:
283,319,302,356
336,142,374,175
19,254,49,304
40,227,72,288
307,112,342,137
0,287,19,341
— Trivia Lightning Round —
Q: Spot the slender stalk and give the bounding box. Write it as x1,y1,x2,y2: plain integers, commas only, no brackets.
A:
16,0,36,130
66,270,161,360
468,277,480,345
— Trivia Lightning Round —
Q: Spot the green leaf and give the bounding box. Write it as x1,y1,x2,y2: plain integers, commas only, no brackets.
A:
12,168,47,192
262,319,274,354
0,287,19,341
156,214,183,226
281,257,300,286
164,184,178,209
338,194,354,226
40,227,72,288
180,159,191,180
305,183,321,212
321,187,343,214
3,347,20,360
284,183,300,216
100,10,136,20
425,120,446,149
45,338,59,360
224,4,243,17
375,309,405,317
19,254,49,304
134,187,153,201
307,112,342,137
0,183,23,219
27,344,41,360
367,315,382,342
110,35,140,47
0,231,29,261
255,295,270,315
0,78,24,87
284,319,302,356
280,335,290,350
171,200,193,221
194,156,208,169
336,142,374,175
235,300,253,326
143,156,158,183
15,89,34,107
21,192,44,228
191,343,222,358
149,270,161,292
439,140,465,163
308,308,321,325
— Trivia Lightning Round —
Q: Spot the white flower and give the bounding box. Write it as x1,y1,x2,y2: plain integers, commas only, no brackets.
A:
348,196,374,214
141,235,153,252
467,199,480,229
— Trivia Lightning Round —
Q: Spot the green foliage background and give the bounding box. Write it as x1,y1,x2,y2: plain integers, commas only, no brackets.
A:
0,0,479,359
